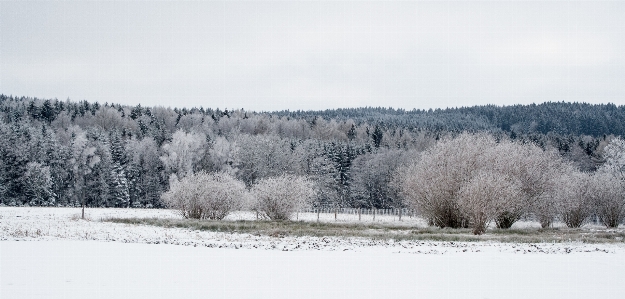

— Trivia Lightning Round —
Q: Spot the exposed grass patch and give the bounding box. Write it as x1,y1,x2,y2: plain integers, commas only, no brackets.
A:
104,217,625,244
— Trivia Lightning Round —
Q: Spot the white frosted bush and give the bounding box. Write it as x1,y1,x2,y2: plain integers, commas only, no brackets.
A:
457,171,522,235
398,133,495,228
398,132,568,230
489,141,565,228
252,174,315,220
591,172,625,228
162,172,247,220
554,172,594,228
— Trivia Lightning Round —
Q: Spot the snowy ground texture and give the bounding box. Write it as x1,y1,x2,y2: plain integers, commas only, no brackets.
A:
2,207,625,299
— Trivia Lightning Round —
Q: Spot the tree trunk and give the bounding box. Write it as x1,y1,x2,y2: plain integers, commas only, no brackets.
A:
82,183,87,220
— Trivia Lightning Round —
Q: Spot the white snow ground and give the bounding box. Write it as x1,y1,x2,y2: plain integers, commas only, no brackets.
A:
1,207,624,299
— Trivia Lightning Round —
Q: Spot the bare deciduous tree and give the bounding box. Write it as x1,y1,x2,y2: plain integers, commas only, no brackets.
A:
251,174,315,220
602,137,625,179
235,134,300,186
205,136,239,175
70,131,101,219
160,129,206,181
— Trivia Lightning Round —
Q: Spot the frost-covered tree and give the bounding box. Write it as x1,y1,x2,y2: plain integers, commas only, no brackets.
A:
94,106,125,131
177,114,205,133
251,174,315,220
0,121,46,205
126,138,166,208
39,125,73,206
308,155,340,208
203,136,239,175
160,129,206,181
350,149,407,209
109,131,129,207
110,164,130,208
0,160,7,203
70,131,101,218
602,137,625,179
311,118,347,141
235,134,299,186
162,172,247,220
83,129,114,208
23,162,54,206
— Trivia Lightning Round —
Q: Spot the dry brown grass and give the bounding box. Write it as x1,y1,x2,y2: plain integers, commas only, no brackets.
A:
104,217,625,244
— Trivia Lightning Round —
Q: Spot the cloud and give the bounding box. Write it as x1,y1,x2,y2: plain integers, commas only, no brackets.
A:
1,1,624,110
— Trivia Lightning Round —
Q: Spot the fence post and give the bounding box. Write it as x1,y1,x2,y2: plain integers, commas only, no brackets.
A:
334,208,337,221
373,208,376,221
317,209,320,222
358,208,361,221
399,209,402,221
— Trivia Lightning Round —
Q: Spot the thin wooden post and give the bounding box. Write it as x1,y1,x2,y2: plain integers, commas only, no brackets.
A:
399,209,402,221
317,209,320,222
358,208,361,221
373,208,376,221
334,208,337,221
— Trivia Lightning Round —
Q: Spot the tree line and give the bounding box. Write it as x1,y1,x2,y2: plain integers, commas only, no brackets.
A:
0,95,622,221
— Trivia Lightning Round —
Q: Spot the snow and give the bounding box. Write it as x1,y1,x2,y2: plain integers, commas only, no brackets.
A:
2,207,625,299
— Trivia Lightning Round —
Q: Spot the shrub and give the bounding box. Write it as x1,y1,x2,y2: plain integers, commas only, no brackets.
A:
252,174,315,220
591,172,625,228
534,192,560,228
397,133,494,228
161,172,247,220
554,172,594,228
398,133,569,230
490,142,564,228
457,171,522,235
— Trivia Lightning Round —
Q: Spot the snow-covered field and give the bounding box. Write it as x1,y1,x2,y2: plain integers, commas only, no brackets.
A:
2,207,625,299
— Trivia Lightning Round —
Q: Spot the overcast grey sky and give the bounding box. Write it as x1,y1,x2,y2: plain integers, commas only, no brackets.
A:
1,1,624,111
